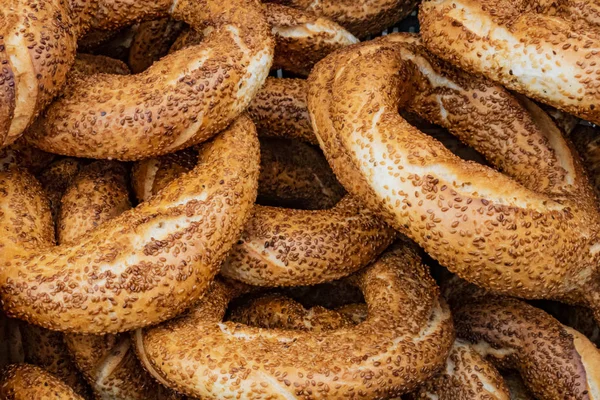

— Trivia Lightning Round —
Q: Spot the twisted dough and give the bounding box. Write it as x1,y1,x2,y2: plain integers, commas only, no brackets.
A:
10,0,273,160
263,0,419,38
0,115,260,333
134,245,454,399
419,0,600,124
0,364,84,400
308,33,600,318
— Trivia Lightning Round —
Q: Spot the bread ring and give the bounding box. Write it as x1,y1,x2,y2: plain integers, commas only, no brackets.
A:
65,333,185,400
453,297,600,399
169,4,357,77
222,195,395,286
0,364,84,400
248,77,317,144
263,0,419,38
134,245,454,399
571,125,600,199
37,159,86,223
308,32,600,317
12,0,273,160
0,116,260,333
0,139,55,175
419,0,600,124
44,159,185,400
128,19,185,73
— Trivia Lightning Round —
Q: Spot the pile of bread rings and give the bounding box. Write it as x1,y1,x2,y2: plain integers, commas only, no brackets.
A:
1,0,600,398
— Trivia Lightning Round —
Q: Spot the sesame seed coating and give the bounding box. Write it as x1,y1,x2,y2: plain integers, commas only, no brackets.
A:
419,0,600,124
405,340,511,400
18,324,91,398
135,245,455,399
128,19,185,74
57,161,131,245
263,0,419,38
0,137,55,175
23,0,274,160
132,125,394,288
308,32,600,315
0,0,77,147
0,363,84,400
170,4,357,77
222,195,396,286
0,115,260,333
37,158,85,223
453,296,600,400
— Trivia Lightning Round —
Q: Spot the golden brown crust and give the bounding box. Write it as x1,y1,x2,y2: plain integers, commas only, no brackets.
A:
308,33,600,309
130,150,197,202
0,138,55,175
267,4,358,75
25,0,274,160
128,19,184,73
65,333,185,400
135,246,454,399
132,141,394,287
0,115,260,334
0,0,77,147
419,0,600,124
265,0,419,38
0,364,84,400
169,4,357,77
247,77,316,144
571,125,600,199
454,297,600,400
222,196,396,286
406,340,511,400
